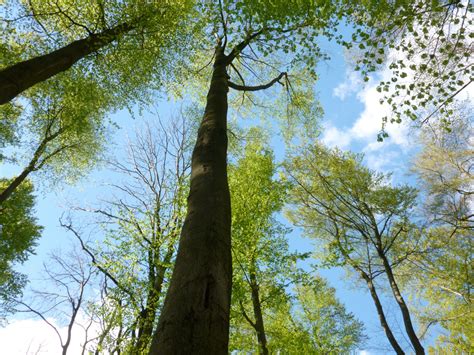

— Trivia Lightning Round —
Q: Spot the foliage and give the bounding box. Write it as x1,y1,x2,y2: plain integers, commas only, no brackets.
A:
228,131,295,353
1,0,196,105
349,1,473,136
408,226,473,353
286,143,420,272
399,111,473,352
0,102,21,159
0,178,42,305
228,133,364,353
68,116,192,353
412,107,473,228
291,277,366,353
25,73,108,181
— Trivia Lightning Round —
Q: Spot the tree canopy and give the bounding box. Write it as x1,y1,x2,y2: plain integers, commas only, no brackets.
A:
0,178,42,310
0,0,472,353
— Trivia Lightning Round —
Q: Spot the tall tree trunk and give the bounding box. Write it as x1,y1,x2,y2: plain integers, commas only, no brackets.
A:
0,21,135,105
361,272,405,355
378,252,425,354
149,46,232,354
249,273,269,355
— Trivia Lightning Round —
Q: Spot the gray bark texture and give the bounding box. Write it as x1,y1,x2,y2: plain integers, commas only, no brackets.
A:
0,22,134,105
149,47,232,354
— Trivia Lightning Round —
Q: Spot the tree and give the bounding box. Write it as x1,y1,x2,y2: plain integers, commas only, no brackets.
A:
0,0,194,104
148,1,382,351
228,135,364,354
0,178,42,312
286,143,425,354
228,135,293,354
63,115,191,353
398,110,473,352
11,249,96,355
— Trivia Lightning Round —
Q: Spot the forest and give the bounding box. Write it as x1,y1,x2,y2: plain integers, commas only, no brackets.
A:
0,0,472,354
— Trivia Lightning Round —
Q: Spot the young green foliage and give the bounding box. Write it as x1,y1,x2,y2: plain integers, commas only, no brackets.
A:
66,116,192,354
348,1,473,137
0,178,42,309
228,131,295,354
228,131,364,354
0,0,195,104
291,276,366,353
398,110,473,352
286,143,425,353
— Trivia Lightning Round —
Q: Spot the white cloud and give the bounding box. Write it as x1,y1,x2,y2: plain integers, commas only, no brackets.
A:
352,79,410,150
325,73,409,155
333,70,363,100
325,47,416,159
321,124,352,149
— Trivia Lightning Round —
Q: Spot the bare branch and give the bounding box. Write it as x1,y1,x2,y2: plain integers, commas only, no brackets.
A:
229,72,287,92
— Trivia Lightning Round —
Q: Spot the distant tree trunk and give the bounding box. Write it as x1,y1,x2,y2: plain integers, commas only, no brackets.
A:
149,45,232,354
338,238,405,354
360,272,405,355
249,273,269,355
378,251,425,354
135,247,174,352
0,124,62,204
0,21,135,105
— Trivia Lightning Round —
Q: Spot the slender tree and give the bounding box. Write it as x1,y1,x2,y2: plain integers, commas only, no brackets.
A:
12,249,95,355
228,134,291,354
64,114,191,353
398,111,473,352
287,143,425,354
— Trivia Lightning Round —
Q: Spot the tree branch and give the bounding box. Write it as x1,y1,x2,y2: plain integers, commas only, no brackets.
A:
226,28,266,63
229,72,286,92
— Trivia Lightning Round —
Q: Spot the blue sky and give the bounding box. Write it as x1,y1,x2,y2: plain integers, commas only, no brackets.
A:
1,33,446,355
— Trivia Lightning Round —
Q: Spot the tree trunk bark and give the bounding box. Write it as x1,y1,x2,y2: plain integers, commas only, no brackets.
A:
0,22,134,105
149,46,232,354
249,273,269,355
0,168,32,204
361,272,405,355
378,252,425,354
